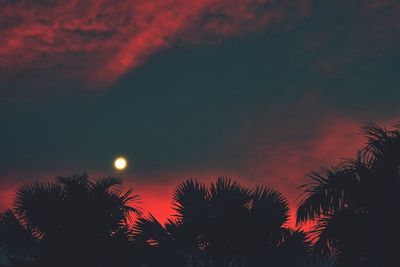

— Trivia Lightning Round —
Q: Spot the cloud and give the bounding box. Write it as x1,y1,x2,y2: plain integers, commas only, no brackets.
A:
0,0,397,95
0,0,306,89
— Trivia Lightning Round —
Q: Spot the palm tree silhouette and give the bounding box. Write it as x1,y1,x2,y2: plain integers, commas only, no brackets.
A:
134,177,311,267
297,123,400,266
0,173,140,267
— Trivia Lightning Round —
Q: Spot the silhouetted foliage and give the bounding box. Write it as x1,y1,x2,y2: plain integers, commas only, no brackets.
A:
297,123,400,266
8,124,400,267
134,177,311,267
0,173,140,267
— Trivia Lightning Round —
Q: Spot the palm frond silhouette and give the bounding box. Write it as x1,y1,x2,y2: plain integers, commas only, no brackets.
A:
0,173,140,267
5,123,398,267
297,123,400,266
134,177,311,267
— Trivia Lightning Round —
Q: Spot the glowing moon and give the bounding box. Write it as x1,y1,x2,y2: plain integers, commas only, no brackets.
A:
114,157,127,170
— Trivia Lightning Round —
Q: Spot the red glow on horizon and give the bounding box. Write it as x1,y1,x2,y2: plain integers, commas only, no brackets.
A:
0,187,14,212
1,118,398,231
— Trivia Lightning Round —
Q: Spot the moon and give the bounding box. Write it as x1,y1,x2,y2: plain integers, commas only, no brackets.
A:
114,157,127,170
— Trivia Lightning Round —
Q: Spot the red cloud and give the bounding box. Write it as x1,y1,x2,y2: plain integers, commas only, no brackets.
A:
1,0,397,90
0,0,306,88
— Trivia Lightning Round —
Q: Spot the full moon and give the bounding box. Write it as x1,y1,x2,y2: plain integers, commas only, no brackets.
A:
114,157,127,170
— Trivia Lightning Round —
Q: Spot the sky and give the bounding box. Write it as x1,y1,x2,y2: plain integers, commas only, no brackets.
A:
0,0,399,226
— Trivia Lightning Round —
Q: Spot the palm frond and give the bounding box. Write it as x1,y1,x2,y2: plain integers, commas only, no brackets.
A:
278,228,312,265
133,214,171,247
361,122,400,159
57,173,91,196
251,186,289,228
0,210,36,262
173,179,209,223
209,177,252,208
296,166,357,225
13,181,64,237
310,209,368,260
92,176,122,193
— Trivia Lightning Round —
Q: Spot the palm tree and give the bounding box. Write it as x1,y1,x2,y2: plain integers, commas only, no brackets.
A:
134,177,311,267
297,123,400,266
0,173,141,267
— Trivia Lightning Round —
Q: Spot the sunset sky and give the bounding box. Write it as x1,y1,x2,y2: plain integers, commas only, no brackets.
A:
0,0,399,225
